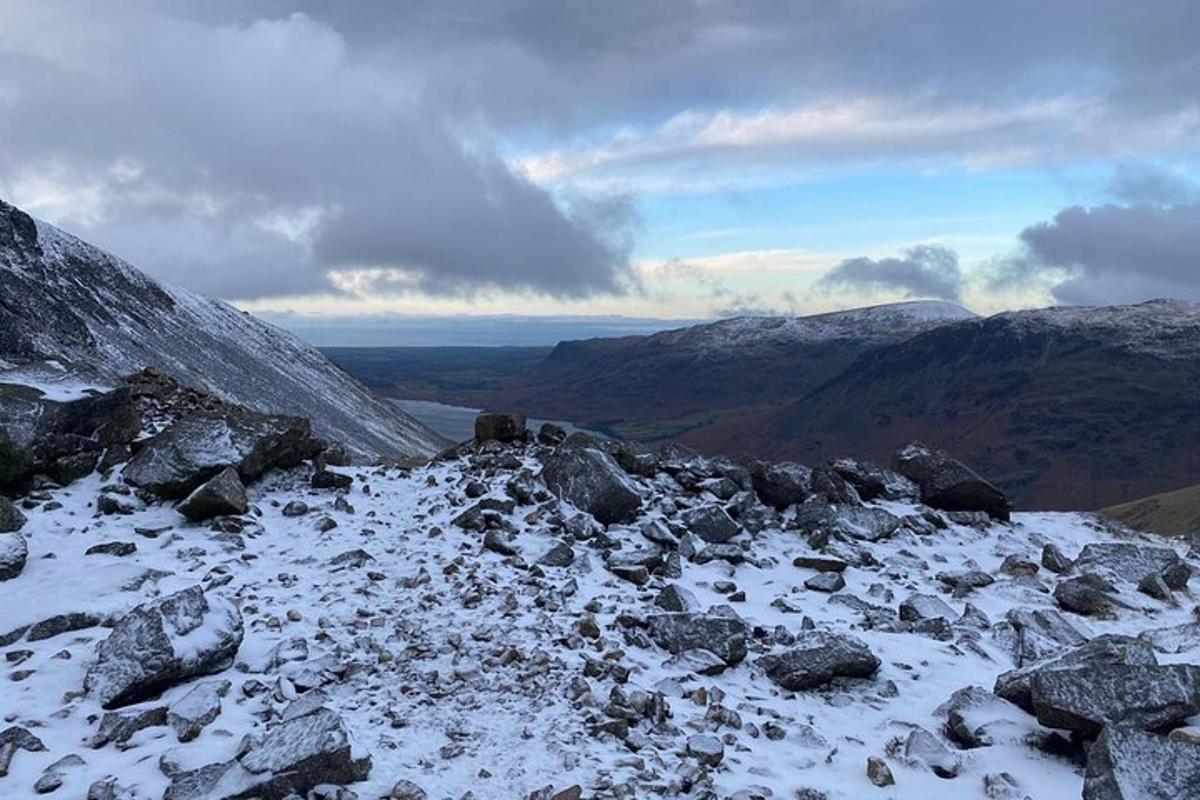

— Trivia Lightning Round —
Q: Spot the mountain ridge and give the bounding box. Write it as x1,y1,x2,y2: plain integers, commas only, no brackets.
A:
0,199,447,459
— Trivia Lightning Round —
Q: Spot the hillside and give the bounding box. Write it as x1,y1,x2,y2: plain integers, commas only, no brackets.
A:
488,301,977,439
1101,483,1200,537
0,199,446,458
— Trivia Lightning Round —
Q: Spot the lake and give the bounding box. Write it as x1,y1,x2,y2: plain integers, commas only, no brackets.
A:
390,397,600,443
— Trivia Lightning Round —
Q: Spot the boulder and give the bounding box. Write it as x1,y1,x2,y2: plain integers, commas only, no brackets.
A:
168,679,231,742
899,593,955,622
686,734,724,767
1055,574,1128,618
830,458,918,502
1073,542,1191,590
892,441,1011,520
1083,726,1200,800
0,533,27,581
540,447,641,525
994,608,1089,668
903,728,961,779
536,423,567,446
751,461,811,510
474,413,527,444
84,586,244,709
0,496,25,532
757,631,880,690
654,584,702,613
124,409,316,498
0,384,141,488
994,634,1158,713
163,706,370,800
1030,664,1200,736
177,467,248,521
680,504,739,543
311,470,353,491
646,612,748,665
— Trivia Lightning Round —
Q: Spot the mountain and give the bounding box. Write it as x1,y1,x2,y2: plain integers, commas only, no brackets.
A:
756,300,1200,510
1101,482,1200,537
488,300,977,440
0,199,446,458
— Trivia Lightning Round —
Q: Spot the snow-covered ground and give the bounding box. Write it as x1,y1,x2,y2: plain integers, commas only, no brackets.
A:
3,447,1196,799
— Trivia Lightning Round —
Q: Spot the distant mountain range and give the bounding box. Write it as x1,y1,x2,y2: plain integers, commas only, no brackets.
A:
461,299,1200,511
0,199,446,458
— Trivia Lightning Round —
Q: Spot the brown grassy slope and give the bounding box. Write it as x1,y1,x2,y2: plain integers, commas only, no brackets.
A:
1100,484,1200,537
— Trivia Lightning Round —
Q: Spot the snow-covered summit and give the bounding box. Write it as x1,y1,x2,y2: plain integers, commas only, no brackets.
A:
994,299,1200,359
0,199,446,458
653,300,978,352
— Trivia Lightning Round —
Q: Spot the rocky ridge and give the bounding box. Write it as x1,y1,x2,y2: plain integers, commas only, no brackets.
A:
0,392,1197,799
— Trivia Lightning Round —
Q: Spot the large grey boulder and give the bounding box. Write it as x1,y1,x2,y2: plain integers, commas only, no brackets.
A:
830,458,918,502
1083,726,1200,800
751,461,811,510
994,634,1158,713
646,612,748,665
540,447,641,525
993,608,1089,668
0,496,25,532
177,467,248,522
892,441,1011,520
1073,542,1191,590
680,504,739,543
0,384,141,488
474,412,527,443
84,586,243,709
163,706,371,800
0,533,27,581
124,409,316,498
1030,664,1200,736
757,631,880,690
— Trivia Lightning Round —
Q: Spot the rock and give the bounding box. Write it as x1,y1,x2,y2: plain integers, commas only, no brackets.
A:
899,593,955,622
866,756,895,787
1083,726,1200,800
1055,574,1127,618
831,458,918,502
282,500,309,517
0,496,26,532
387,780,429,800
540,447,641,525
1073,542,1191,590
999,555,1039,577
474,412,527,443
646,612,748,665
90,705,168,747
903,728,961,778
1041,543,1073,574
994,634,1158,713
0,533,27,581
163,707,371,800
792,555,848,572
312,470,353,491
804,572,845,593
665,648,727,676
482,529,518,557
1138,572,1174,602
994,608,1089,667
168,679,231,742
655,584,701,613
34,754,85,794
85,541,138,557
686,734,724,767
680,504,739,543
537,541,575,567
757,631,880,690
751,461,811,510
1030,664,1200,736
0,726,46,777
178,467,248,521
124,409,316,498
892,441,1011,520
936,685,1031,749
536,423,567,446
84,585,244,709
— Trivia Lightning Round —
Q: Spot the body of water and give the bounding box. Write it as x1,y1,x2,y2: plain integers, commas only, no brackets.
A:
390,398,600,444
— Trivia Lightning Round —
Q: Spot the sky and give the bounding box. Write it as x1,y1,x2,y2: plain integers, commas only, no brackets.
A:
1,1,1198,344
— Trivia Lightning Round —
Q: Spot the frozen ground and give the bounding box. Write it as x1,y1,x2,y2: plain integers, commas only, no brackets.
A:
2,445,1197,800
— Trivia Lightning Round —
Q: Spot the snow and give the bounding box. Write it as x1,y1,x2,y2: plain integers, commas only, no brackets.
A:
2,454,1196,799
994,298,1200,359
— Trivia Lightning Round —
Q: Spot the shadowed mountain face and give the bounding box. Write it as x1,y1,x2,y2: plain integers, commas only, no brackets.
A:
0,199,447,459
490,301,978,440
474,300,1200,511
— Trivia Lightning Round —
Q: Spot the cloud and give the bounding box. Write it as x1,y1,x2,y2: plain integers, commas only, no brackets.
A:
1010,203,1200,305
0,4,632,301
819,245,964,301
1104,163,1200,205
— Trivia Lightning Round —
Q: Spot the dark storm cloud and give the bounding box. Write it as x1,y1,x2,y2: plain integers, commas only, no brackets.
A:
820,245,964,302
1010,203,1200,305
0,1,1198,302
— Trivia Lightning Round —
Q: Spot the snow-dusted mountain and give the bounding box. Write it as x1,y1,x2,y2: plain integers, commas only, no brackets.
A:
0,199,446,458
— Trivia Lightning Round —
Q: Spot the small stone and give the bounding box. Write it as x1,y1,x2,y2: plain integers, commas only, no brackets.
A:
686,733,724,767
866,756,895,787
805,572,846,593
